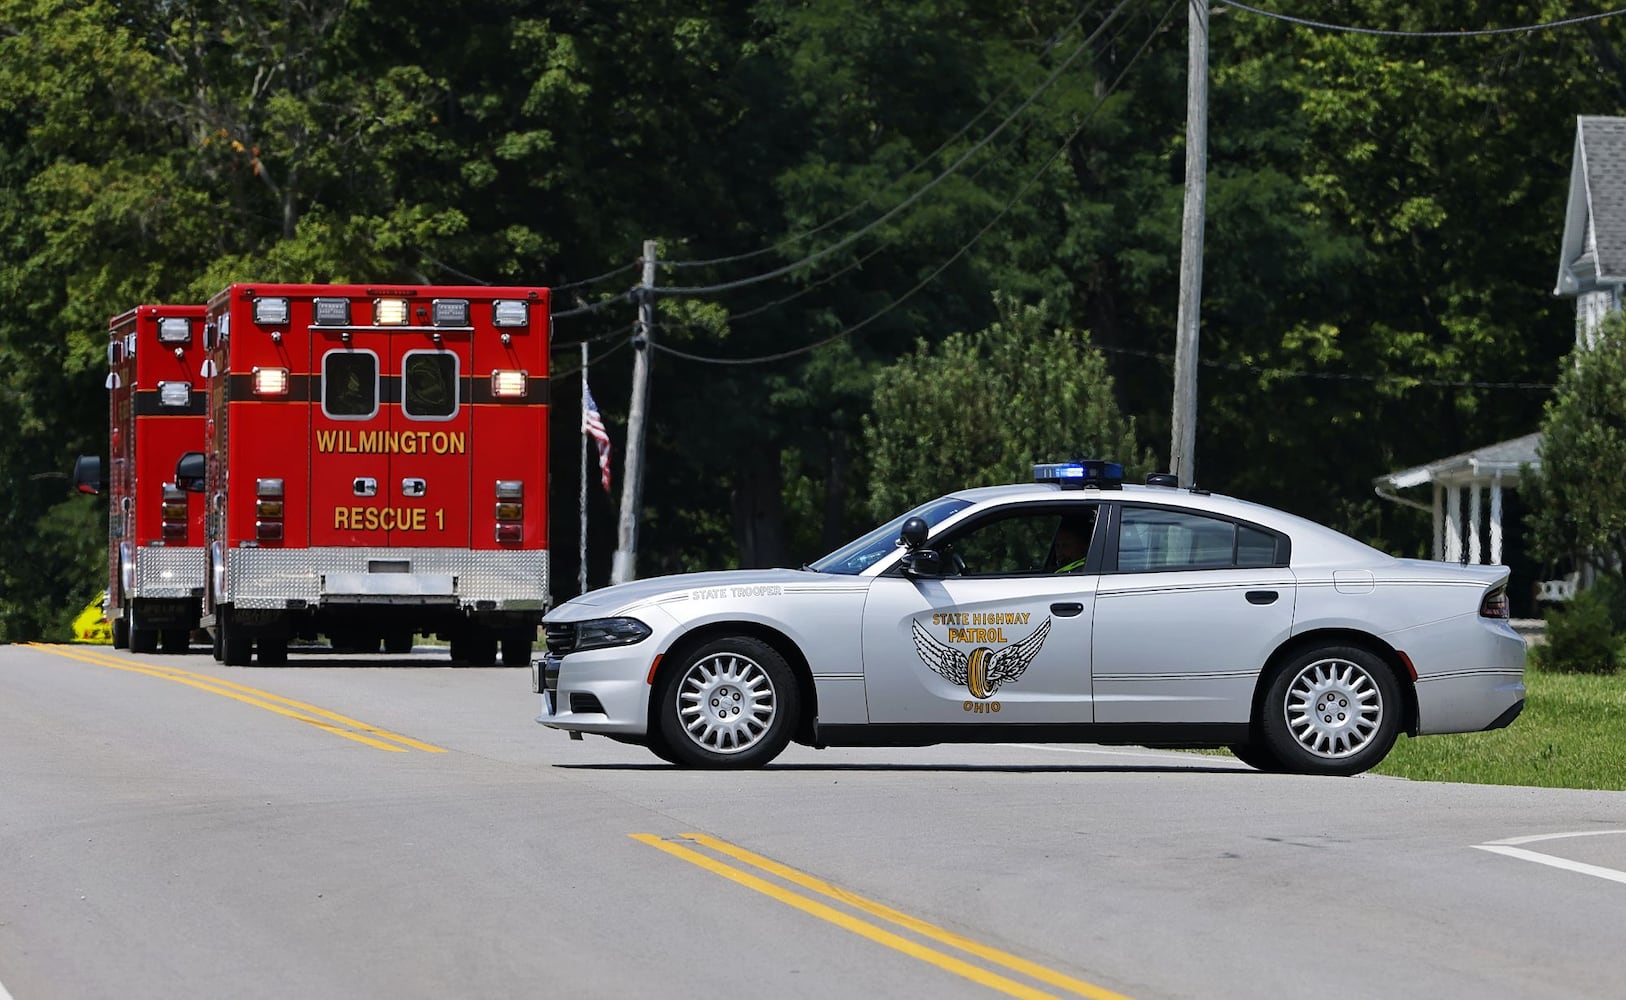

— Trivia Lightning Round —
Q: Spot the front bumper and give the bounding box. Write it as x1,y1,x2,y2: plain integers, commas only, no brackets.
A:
534,646,655,736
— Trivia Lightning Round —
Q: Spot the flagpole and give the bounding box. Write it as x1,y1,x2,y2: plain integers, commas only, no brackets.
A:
578,341,589,595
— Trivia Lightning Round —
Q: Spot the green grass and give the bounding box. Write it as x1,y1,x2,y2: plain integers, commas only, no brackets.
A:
1372,665,1626,790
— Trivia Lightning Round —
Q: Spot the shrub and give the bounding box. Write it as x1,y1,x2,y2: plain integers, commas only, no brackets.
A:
1534,585,1625,675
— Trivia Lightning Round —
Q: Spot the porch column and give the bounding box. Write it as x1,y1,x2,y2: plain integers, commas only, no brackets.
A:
1490,474,1504,565
1468,483,1483,564
1445,485,1463,562
1433,484,1445,561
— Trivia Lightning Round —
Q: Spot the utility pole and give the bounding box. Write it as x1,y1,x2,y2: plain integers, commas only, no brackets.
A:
1170,0,1209,486
611,240,656,584
578,341,589,596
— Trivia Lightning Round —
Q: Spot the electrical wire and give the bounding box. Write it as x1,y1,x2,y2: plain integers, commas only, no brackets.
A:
552,321,637,352
1096,341,1556,390
662,0,1107,271
651,0,1179,366
552,335,633,380
553,259,642,291
1214,0,1626,38
552,290,635,320
653,0,1139,299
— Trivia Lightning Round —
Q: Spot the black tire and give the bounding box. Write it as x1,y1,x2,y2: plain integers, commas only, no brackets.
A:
655,636,798,769
1259,645,1402,776
211,625,223,661
221,611,253,667
1227,742,1285,772
464,634,498,667
112,615,129,650
160,629,189,654
644,731,686,765
129,626,158,654
256,636,288,667
384,632,414,655
500,637,532,669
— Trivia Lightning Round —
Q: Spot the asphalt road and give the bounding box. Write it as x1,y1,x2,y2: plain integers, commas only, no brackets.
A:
3,641,1624,1000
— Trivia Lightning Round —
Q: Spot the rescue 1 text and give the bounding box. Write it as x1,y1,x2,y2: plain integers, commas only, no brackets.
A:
334,506,446,531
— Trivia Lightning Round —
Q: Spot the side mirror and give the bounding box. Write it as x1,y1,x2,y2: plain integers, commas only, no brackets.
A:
175,451,206,493
899,516,929,550
71,455,103,495
900,548,944,579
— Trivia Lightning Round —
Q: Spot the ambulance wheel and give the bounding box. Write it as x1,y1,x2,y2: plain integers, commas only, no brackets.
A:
221,613,252,667
160,629,189,654
112,616,129,649
129,626,158,654
655,636,798,769
256,637,288,667
465,635,498,667
211,626,223,661
500,638,531,669
384,632,413,655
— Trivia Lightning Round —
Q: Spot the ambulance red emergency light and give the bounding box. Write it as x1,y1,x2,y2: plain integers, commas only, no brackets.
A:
198,283,551,667
72,304,211,653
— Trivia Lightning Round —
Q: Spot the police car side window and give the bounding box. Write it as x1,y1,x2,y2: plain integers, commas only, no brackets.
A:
943,512,1064,577
1116,507,1282,571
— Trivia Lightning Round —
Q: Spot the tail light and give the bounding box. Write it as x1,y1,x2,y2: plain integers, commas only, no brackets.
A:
495,480,523,543
1480,586,1510,620
161,485,189,542
256,478,284,542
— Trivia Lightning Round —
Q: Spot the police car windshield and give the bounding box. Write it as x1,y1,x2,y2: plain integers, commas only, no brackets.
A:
807,497,973,575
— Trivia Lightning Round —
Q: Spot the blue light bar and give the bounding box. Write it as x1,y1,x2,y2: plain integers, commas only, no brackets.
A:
1034,460,1124,490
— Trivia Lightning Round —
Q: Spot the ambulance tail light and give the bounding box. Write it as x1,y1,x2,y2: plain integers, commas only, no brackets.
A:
491,370,528,399
252,367,289,396
253,297,289,325
161,485,189,541
374,298,409,326
256,478,284,542
495,480,524,543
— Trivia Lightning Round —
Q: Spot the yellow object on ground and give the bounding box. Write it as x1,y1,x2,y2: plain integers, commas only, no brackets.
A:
71,592,113,644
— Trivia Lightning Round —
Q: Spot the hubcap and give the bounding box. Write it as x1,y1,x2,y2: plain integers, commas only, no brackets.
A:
1283,657,1383,759
676,652,777,754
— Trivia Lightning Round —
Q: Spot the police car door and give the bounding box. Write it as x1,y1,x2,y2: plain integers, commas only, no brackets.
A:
861,503,1100,724
1090,503,1295,724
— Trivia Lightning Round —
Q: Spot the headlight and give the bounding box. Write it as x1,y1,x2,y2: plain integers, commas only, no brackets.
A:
573,617,652,651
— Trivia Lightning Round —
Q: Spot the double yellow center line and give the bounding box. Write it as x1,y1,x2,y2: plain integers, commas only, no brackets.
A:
631,832,1130,1000
30,643,444,753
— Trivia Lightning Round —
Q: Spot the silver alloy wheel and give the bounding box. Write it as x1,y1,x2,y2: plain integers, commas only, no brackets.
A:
675,652,778,754
1283,656,1383,758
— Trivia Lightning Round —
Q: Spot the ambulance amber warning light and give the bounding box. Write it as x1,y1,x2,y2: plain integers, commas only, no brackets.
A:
252,297,289,325
313,298,350,326
491,370,527,398
374,298,409,326
251,367,289,395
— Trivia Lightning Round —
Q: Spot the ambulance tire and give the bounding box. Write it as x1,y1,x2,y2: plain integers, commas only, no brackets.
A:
500,638,531,669
160,629,189,654
221,613,253,667
129,626,158,654
256,637,288,668
384,632,414,655
112,617,129,649
211,625,223,661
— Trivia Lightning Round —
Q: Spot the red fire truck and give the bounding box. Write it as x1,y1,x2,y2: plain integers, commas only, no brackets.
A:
196,283,551,667
72,305,211,653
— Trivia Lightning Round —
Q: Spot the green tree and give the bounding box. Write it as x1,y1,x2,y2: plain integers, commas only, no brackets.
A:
861,299,1153,521
1525,311,1626,578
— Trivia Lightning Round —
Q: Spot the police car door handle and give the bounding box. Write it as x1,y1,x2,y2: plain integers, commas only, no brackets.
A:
1246,590,1278,605
1050,602,1084,617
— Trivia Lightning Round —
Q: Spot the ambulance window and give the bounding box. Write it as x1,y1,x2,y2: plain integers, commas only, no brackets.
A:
402,351,459,420
322,350,378,420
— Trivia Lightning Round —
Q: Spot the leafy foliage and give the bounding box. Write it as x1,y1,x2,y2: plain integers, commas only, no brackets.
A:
1533,586,1625,675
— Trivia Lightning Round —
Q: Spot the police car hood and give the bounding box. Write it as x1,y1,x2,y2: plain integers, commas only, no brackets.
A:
548,568,818,619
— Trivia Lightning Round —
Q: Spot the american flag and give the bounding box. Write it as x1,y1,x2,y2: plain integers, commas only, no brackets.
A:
582,382,613,493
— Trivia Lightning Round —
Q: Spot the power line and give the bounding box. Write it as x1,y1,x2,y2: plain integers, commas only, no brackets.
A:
662,0,1108,272
651,0,1179,366
1214,0,1626,38
552,335,633,380
552,290,635,320
553,259,642,291
1098,341,1556,389
653,0,1140,299
552,321,636,352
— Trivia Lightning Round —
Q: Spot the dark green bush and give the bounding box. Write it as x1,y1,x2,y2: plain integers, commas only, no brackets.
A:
1534,585,1625,675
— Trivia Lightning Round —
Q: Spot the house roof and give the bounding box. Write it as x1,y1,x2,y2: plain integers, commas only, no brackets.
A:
1373,432,1543,491
1556,116,1626,296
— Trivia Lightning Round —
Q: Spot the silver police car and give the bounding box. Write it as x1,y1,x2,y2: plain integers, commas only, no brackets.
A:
536,462,1526,774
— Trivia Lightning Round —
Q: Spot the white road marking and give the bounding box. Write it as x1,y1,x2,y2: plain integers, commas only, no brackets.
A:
1473,830,1626,885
